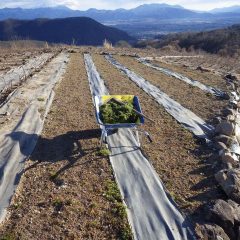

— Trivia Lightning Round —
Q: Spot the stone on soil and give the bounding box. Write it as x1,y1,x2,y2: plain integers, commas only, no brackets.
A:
214,135,234,146
206,199,240,239
215,121,235,136
220,151,239,165
221,108,236,117
215,169,240,203
195,223,230,240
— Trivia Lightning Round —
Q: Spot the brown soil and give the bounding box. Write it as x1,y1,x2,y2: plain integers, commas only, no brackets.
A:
0,48,49,74
152,59,228,91
114,55,228,123
92,53,224,224
0,49,59,105
0,53,131,239
160,54,240,75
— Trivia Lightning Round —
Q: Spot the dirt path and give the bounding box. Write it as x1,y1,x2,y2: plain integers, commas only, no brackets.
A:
0,53,131,239
152,59,228,91
92,54,224,224
114,55,228,123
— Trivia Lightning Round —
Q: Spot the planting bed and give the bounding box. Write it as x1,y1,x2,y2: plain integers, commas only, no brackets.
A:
151,59,228,92
160,55,240,76
92,53,224,222
0,49,60,105
0,47,236,239
0,53,131,239
114,55,228,123
0,48,50,74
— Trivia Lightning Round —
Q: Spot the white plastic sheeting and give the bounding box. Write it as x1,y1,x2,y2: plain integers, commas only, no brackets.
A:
0,52,69,223
84,53,196,240
0,53,54,93
138,58,226,98
106,55,214,139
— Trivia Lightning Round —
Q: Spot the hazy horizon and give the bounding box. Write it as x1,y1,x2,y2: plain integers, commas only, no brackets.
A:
0,0,239,12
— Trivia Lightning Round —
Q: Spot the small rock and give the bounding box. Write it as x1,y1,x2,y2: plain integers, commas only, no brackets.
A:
206,199,240,239
227,115,236,122
196,66,212,72
229,101,239,110
222,108,236,117
214,141,228,151
214,135,234,146
212,117,222,125
230,92,240,102
220,151,239,165
225,73,240,82
215,169,240,204
215,121,235,136
195,223,230,240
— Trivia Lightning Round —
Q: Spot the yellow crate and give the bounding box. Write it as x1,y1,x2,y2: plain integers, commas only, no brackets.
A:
101,95,134,104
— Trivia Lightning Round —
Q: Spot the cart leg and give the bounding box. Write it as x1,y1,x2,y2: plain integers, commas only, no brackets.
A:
132,128,141,148
136,130,140,147
100,131,104,148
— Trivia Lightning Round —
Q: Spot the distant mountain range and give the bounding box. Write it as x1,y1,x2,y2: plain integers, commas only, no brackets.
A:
0,17,134,45
210,5,240,13
0,4,213,21
0,4,240,39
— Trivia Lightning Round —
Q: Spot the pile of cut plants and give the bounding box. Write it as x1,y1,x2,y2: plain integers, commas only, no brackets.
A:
100,98,139,124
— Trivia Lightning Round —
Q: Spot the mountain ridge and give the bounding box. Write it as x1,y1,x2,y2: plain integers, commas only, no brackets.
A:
0,17,134,45
210,5,240,13
0,4,212,21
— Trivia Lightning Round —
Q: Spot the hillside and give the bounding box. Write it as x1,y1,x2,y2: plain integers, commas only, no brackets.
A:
1,42,240,239
136,24,240,56
0,46,239,239
0,17,134,45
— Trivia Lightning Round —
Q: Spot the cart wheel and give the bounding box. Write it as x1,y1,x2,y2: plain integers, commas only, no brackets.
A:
112,128,119,134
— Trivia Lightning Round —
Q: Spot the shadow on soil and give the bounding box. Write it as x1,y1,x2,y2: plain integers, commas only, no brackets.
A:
8,129,104,179
187,142,226,224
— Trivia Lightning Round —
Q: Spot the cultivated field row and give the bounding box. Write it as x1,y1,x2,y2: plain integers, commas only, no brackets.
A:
0,49,230,239
0,49,54,74
0,49,61,105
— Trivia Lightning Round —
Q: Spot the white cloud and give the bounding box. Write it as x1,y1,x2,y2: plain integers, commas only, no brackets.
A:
0,0,240,11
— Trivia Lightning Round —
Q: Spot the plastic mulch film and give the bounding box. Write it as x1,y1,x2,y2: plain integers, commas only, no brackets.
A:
0,53,69,223
106,55,214,140
84,53,196,240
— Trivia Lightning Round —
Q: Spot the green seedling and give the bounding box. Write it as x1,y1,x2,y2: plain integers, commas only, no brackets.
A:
52,198,64,211
37,97,45,102
1,233,16,240
97,148,110,157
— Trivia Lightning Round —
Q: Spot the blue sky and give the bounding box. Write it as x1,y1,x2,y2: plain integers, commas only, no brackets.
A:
0,0,239,11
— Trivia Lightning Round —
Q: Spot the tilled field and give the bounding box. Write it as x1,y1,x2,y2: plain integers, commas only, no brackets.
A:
0,48,52,74
151,59,228,91
0,53,131,239
159,54,240,75
0,49,60,105
92,54,224,219
113,55,228,123
0,48,233,239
